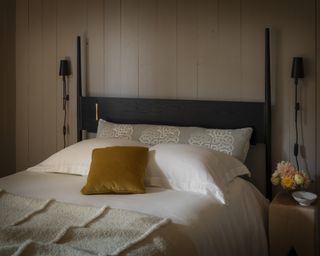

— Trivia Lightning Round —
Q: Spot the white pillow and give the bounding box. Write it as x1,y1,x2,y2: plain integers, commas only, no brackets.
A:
146,144,250,204
27,138,147,176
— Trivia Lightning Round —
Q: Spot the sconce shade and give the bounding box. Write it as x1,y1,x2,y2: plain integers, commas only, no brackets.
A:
59,59,70,76
291,57,304,79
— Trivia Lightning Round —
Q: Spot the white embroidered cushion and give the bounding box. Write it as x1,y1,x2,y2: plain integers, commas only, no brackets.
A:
146,144,251,204
96,119,252,162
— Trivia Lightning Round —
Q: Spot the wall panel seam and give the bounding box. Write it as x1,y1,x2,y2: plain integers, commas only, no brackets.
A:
55,0,57,151
137,0,139,97
175,0,177,98
41,0,44,160
103,0,105,96
27,0,30,167
118,0,121,96
315,0,319,194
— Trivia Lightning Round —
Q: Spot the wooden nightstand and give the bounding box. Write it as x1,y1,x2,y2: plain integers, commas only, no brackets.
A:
269,192,318,256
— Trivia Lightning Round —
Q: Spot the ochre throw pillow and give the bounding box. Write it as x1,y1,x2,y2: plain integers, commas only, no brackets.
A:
81,146,148,195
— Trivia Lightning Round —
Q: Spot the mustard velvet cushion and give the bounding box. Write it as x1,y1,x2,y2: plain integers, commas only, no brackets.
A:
81,146,148,195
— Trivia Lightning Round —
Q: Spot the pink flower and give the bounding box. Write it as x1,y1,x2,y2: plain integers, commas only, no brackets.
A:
275,161,297,178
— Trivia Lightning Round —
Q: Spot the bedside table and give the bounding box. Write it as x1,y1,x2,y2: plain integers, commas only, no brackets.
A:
269,192,318,256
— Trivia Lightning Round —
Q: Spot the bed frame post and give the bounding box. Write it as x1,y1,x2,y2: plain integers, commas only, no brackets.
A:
265,28,272,199
77,36,82,142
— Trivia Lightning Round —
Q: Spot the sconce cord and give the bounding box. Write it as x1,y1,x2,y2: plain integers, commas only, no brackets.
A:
63,106,67,148
294,79,299,170
62,76,69,148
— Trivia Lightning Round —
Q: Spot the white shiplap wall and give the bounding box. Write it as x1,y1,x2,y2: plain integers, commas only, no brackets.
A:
15,0,319,193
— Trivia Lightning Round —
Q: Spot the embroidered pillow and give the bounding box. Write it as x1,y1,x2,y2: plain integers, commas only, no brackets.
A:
96,119,252,162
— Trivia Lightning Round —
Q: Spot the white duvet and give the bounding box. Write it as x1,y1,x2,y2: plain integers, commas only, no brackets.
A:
0,170,268,256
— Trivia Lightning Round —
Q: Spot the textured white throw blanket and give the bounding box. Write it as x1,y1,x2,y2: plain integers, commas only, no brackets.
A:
0,189,170,256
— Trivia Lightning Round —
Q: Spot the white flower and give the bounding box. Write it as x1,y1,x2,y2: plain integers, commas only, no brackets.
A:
272,171,280,178
294,174,304,185
271,175,280,186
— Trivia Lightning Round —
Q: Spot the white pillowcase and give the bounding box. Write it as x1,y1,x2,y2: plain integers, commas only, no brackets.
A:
27,138,147,176
146,144,250,204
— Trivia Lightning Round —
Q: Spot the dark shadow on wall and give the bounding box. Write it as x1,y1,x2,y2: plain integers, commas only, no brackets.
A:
0,0,16,177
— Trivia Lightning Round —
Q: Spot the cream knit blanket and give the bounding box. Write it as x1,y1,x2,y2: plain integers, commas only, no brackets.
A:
0,189,170,256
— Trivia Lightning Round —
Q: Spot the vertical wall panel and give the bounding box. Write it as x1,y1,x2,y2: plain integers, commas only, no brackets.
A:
103,0,109,96
286,0,316,181
138,0,157,97
121,0,139,97
28,0,43,166
87,0,104,96
315,4,320,253
42,0,57,159
154,0,177,98
317,0,320,195
0,2,5,163
106,0,121,96
267,1,292,177
216,0,242,99
0,1,5,174
197,0,242,100
176,0,198,99
56,0,67,149
0,0,15,176
240,0,273,193
57,0,87,148
241,0,268,101
197,0,219,99
16,0,28,171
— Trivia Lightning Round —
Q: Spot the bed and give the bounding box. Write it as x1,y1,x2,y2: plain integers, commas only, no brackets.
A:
0,29,272,255
0,168,268,256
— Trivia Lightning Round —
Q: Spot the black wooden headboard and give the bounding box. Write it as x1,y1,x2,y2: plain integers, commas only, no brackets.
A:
78,97,264,143
76,29,272,199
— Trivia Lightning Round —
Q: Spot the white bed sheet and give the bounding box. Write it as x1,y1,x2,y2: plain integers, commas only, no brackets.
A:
0,170,269,256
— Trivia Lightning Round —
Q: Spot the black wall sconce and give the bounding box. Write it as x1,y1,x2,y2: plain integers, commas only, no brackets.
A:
59,59,71,148
291,57,304,169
